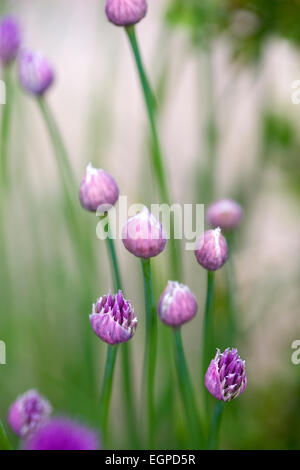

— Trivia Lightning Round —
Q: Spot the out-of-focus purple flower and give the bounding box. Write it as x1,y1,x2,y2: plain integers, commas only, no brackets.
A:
25,417,99,450
105,0,147,27
79,162,119,212
122,206,167,259
195,227,228,271
90,291,137,345
18,50,54,96
158,281,198,327
7,389,52,437
0,16,21,65
205,348,247,402
207,199,243,231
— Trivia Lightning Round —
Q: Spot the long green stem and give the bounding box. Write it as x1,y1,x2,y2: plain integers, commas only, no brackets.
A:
141,258,157,448
208,401,225,449
0,66,13,188
172,328,203,448
125,26,181,281
103,216,139,448
202,270,215,380
0,418,12,450
99,344,118,439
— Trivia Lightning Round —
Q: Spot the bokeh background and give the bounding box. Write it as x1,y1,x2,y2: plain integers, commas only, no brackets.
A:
0,0,299,449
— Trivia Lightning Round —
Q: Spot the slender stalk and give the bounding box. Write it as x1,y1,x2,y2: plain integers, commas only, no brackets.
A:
0,66,13,188
172,328,203,448
125,26,181,281
202,270,215,380
99,344,118,439
208,401,225,449
0,418,12,450
103,216,139,448
141,258,157,448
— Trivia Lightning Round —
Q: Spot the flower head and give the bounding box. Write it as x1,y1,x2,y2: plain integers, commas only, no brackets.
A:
105,0,147,27
0,16,21,64
195,227,228,271
25,417,99,450
158,281,198,327
207,199,243,231
90,291,137,345
7,389,52,437
79,163,119,212
122,206,167,259
205,348,247,402
18,50,54,96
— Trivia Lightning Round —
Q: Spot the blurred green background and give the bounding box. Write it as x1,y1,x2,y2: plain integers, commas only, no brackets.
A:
0,0,299,449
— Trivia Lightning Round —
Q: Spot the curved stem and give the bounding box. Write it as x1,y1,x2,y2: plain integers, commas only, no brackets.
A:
0,66,12,188
125,26,181,281
172,328,203,449
141,258,157,448
99,344,118,440
0,418,12,450
208,401,225,449
103,216,139,448
202,270,215,380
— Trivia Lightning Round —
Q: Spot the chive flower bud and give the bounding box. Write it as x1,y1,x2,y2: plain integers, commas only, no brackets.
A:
79,162,119,212
122,206,167,259
207,199,243,231
25,417,99,450
18,50,54,96
7,389,52,437
105,0,147,27
205,348,247,402
157,281,198,327
90,291,137,345
0,16,21,65
195,227,228,271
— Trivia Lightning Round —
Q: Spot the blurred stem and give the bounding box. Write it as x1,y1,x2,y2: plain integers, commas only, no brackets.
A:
202,271,215,379
172,328,203,449
125,26,181,281
208,401,225,449
99,344,118,440
102,215,139,448
0,419,12,450
0,66,12,188
141,258,157,448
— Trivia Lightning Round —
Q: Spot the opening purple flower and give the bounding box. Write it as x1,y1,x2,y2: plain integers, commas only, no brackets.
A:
205,348,247,402
90,291,137,345
25,417,99,450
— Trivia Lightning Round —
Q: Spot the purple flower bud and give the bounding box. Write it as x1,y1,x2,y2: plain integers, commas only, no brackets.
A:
205,348,247,402
195,228,228,271
79,163,119,212
0,16,21,65
207,199,243,231
122,206,167,259
90,291,137,345
7,389,52,437
158,281,198,327
25,417,99,450
105,0,147,27
18,50,54,96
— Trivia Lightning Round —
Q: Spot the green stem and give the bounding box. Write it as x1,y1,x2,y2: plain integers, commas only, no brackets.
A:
0,66,13,188
172,328,203,449
125,26,181,281
103,216,139,448
141,258,157,448
208,401,225,449
0,418,12,450
99,344,118,440
202,270,215,380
